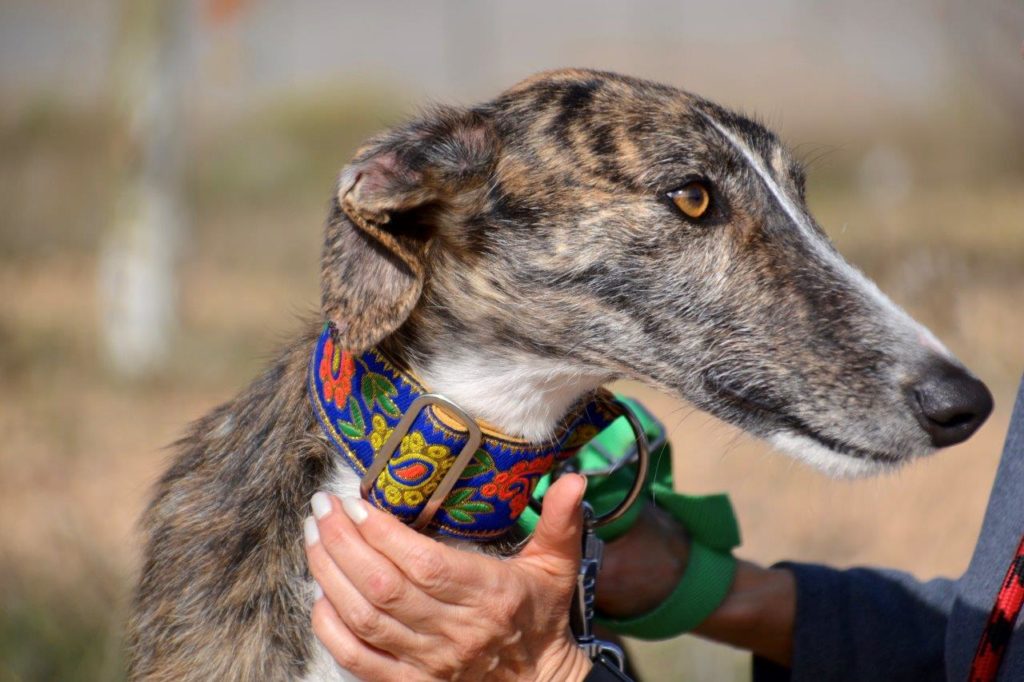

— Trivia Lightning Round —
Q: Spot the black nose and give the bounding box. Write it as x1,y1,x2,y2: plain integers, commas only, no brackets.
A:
908,361,993,447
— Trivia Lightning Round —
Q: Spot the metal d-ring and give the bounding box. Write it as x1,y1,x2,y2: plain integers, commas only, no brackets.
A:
591,398,650,528
530,397,650,529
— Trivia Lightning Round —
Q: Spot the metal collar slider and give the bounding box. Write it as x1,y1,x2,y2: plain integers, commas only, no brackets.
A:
360,393,483,531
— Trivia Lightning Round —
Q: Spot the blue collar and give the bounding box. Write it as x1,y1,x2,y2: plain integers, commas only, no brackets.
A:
308,323,618,540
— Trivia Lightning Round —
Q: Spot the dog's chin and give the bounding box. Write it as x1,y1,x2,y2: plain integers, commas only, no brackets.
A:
693,381,927,479
768,430,921,479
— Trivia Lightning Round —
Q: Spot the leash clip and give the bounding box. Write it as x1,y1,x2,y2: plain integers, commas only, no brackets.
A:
572,504,626,670
360,393,483,531
562,399,652,672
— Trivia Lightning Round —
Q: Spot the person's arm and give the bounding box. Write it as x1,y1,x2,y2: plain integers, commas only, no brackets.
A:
749,563,956,681
596,504,957,681
595,504,797,666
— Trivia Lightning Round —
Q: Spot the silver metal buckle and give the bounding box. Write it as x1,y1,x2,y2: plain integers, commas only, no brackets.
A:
360,393,483,531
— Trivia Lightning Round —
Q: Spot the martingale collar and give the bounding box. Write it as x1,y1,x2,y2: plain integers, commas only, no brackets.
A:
308,323,620,540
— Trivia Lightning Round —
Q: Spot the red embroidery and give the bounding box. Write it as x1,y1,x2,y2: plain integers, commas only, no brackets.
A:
480,454,554,517
318,337,355,406
392,461,431,485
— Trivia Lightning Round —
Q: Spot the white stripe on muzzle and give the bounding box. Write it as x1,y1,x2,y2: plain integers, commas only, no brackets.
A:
696,109,950,359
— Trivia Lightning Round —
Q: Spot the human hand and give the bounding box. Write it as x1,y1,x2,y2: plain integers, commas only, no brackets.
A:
303,474,593,681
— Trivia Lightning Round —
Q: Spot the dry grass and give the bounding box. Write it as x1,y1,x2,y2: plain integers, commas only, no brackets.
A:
1,96,1021,681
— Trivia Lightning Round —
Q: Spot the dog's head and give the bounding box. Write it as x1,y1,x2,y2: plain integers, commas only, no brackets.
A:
321,69,992,477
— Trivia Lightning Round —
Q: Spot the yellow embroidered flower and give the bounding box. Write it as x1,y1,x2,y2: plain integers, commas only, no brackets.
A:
425,444,449,460
371,427,457,512
400,431,427,456
369,414,392,451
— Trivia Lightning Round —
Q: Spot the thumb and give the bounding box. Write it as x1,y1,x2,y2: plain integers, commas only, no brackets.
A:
520,473,587,575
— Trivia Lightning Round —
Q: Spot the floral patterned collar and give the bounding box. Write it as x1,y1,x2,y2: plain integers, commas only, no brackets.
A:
308,323,619,540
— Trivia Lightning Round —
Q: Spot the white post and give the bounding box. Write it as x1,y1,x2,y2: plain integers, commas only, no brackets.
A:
99,0,192,377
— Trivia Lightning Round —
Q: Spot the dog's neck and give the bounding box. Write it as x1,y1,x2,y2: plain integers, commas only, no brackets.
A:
393,344,610,442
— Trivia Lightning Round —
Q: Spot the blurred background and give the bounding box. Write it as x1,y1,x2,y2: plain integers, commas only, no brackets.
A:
1,0,1022,679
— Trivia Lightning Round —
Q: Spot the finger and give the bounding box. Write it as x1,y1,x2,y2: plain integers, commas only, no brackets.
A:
305,515,422,655
519,473,586,576
338,495,482,603
310,595,423,682
310,493,441,621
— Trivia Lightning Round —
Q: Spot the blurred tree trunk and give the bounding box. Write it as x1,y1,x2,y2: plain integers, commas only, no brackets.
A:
99,0,192,377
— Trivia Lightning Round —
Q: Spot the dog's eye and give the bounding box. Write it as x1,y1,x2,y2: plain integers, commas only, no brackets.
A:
668,182,710,219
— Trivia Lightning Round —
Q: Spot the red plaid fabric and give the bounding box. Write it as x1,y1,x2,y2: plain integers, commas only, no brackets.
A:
969,532,1024,682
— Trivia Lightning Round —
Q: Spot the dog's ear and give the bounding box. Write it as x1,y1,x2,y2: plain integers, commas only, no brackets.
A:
322,107,497,352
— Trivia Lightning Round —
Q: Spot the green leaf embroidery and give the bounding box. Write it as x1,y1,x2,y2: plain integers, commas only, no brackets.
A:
446,508,475,524
459,450,495,479
477,450,495,468
444,488,474,507
335,396,367,441
377,393,401,418
347,396,365,432
339,420,364,440
459,501,493,513
360,374,376,407
443,488,495,524
361,373,399,416
458,464,487,480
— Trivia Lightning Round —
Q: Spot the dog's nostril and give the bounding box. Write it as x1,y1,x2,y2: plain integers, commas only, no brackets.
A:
908,361,994,447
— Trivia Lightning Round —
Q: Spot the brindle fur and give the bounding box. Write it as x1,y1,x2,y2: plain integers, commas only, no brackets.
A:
127,69,981,680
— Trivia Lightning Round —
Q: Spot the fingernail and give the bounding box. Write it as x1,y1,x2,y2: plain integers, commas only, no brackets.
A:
341,496,368,524
575,474,588,505
311,491,332,520
312,581,324,601
303,516,320,546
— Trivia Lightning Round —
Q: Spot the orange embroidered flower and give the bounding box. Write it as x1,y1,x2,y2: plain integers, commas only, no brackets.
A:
480,454,554,518
319,337,355,406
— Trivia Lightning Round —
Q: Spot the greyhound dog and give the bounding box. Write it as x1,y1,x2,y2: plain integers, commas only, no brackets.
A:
126,69,992,681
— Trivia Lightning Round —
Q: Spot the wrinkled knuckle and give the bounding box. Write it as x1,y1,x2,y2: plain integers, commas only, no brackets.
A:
452,629,493,667
326,637,357,669
422,655,456,680
408,547,447,589
349,602,384,638
365,570,403,608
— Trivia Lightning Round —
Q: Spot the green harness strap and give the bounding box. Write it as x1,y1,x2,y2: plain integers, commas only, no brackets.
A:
517,397,741,640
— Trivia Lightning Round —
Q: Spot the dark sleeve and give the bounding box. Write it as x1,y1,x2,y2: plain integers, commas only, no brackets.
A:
752,562,957,682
